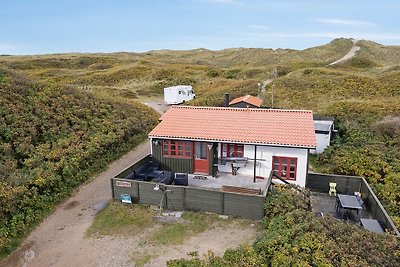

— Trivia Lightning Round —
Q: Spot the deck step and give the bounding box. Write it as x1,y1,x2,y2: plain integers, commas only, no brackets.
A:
221,185,261,195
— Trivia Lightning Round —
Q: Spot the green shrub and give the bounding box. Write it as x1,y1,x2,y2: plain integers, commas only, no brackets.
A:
0,70,158,257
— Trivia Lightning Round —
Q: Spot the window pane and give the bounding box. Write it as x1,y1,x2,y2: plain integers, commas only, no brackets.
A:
178,145,183,151
171,151,176,156
171,145,176,150
273,158,279,164
178,141,184,145
290,172,295,178
290,166,295,172
196,142,207,159
185,151,191,156
178,151,183,156
164,140,169,145
282,159,287,164
163,145,169,154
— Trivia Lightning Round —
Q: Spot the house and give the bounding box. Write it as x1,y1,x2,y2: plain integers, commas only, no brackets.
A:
148,106,316,187
311,116,335,154
228,94,263,108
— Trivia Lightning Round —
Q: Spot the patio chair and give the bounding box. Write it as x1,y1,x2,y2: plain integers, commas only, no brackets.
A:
231,163,239,176
329,182,337,196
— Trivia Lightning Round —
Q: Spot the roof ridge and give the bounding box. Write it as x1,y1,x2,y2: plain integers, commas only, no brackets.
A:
172,105,313,113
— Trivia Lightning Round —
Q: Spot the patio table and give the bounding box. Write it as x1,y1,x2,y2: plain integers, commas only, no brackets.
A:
336,194,363,215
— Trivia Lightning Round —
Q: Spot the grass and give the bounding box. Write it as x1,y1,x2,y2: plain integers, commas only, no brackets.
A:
133,251,153,267
86,202,156,237
87,202,256,246
148,211,236,245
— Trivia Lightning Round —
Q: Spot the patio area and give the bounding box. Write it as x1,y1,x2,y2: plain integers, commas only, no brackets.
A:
310,191,374,222
188,172,268,194
185,160,268,193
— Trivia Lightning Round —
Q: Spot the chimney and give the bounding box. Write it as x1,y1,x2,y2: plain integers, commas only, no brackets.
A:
224,93,230,107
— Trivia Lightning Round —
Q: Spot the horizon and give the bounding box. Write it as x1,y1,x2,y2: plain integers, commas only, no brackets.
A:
1,0,399,55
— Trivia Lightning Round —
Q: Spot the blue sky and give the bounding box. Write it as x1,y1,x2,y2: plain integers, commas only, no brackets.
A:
1,0,399,55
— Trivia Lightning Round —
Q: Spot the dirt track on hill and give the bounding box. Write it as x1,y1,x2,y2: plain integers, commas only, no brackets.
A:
328,39,360,66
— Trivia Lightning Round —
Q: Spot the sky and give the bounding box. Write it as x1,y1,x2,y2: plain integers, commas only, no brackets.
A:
1,0,399,55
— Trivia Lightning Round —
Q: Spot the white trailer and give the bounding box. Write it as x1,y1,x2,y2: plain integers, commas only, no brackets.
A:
164,85,195,105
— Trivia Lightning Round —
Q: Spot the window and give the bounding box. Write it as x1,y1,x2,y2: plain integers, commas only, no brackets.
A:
221,143,244,158
163,140,192,158
272,156,297,180
195,142,207,159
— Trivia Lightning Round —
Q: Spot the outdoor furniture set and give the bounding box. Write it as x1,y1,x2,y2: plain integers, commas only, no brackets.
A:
124,161,187,186
331,183,385,234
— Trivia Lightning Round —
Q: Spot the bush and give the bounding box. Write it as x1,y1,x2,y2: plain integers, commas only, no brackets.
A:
264,184,310,224
0,70,159,257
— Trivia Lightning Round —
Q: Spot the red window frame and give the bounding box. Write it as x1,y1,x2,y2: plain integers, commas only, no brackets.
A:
221,143,244,158
272,156,297,180
162,140,192,158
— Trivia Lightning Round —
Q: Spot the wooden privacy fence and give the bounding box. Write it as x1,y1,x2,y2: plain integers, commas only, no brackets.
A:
307,172,400,237
111,177,269,220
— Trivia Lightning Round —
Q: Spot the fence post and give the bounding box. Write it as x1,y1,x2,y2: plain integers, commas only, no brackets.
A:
110,178,114,200
221,192,225,215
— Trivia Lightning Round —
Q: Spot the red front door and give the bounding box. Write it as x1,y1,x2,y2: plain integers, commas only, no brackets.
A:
194,142,209,174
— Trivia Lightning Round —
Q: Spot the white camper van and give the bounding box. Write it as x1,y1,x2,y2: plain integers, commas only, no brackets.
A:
164,85,195,105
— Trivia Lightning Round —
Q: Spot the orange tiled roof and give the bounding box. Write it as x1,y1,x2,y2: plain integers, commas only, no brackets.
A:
149,106,316,148
229,95,263,107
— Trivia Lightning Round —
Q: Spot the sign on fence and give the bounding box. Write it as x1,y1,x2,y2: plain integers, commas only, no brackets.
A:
116,180,132,188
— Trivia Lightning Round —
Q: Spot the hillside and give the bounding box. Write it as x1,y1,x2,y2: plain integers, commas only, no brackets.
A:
1,38,400,259
0,69,158,256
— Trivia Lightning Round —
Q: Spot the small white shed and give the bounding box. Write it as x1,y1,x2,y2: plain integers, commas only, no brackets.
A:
164,85,195,105
311,116,335,154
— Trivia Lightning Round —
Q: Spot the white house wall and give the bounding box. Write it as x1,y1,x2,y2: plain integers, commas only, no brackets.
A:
218,143,309,187
313,133,331,154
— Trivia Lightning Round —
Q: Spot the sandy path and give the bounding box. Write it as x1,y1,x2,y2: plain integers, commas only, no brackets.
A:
1,142,151,267
328,39,360,66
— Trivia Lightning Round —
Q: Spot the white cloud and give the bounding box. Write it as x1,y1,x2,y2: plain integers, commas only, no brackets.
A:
248,24,271,30
206,0,242,5
316,18,377,28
